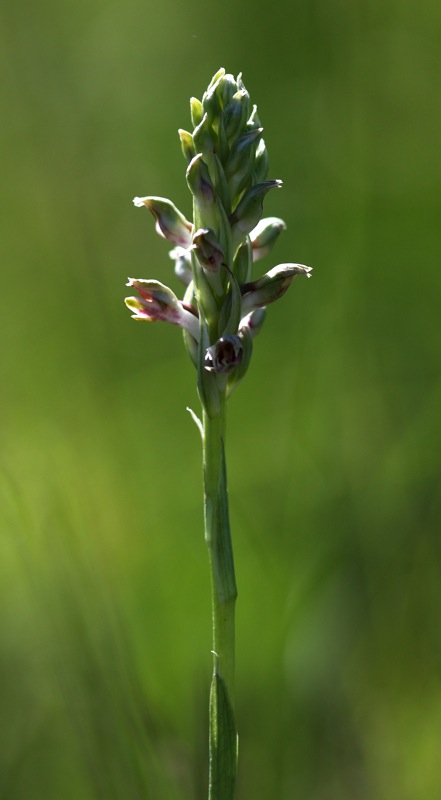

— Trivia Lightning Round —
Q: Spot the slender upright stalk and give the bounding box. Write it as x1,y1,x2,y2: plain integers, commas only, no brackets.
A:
202,398,238,799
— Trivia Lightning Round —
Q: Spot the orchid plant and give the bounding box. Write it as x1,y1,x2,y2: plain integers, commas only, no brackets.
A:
125,68,311,800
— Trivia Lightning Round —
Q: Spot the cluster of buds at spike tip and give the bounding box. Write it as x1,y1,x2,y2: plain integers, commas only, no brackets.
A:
125,68,312,414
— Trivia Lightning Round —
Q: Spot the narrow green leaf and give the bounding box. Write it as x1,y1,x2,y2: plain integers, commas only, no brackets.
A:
209,673,238,800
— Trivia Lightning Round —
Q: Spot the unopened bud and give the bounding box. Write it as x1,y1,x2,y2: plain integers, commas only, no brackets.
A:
222,92,246,141
217,73,238,108
169,245,193,285
193,114,215,159
133,196,192,247
202,69,225,120
249,217,287,261
229,180,282,249
190,97,204,127
192,228,225,272
226,128,264,200
239,308,266,338
226,128,263,178
178,129,196,163
186,154,217,230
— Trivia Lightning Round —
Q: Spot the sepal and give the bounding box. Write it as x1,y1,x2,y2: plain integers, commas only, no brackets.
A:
253,138,269,182
241,263,312,313
202,69,225,121
186,154,217,231
249,217,286,261
133,196,192,247
193,114,215,160
226,128,263,200
223,92,246,141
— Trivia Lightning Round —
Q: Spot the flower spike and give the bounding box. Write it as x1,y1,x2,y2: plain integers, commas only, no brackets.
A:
126,70,312,393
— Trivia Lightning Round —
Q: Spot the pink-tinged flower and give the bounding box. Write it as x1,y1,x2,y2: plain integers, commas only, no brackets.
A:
133,197,193,247
191,228,225,272
241,263,312,314
239,308,266,338
125,278,199,340
249,217,287,261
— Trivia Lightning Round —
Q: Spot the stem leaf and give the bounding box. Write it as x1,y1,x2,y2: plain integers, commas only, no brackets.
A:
209,673,238,800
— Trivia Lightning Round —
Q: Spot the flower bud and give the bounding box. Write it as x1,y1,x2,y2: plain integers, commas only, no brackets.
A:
190,96,204,127
226,128,263,179
229,180,282,250
133,196,192,247
186,154,217,231
202,69,225,120
169,245,193,285
249,217,287,261
217,73,238,108
216,114,229,165
192,228,225,272
178,129,196,163
205,335,243,374
193,114,215,160
241,263,313,313
239,307,266,338
236,74,251,123
217,269,242,337
125,278,199,339
222,92,246,141
226,128,264,200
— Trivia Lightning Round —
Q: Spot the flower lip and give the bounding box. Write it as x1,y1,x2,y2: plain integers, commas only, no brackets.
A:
205,335,243,374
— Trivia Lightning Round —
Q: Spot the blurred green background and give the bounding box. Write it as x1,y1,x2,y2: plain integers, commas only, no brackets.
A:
1,0,440,797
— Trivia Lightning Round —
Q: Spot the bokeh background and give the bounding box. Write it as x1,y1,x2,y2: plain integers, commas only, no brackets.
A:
1,0,440,797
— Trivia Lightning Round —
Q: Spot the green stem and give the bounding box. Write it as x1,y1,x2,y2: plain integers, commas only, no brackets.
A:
202,396,238,800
